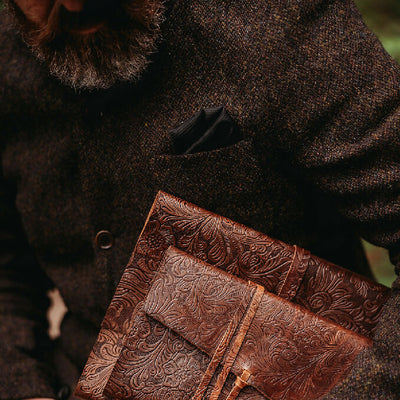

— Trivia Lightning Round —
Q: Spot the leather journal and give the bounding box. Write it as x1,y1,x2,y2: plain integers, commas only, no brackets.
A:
75,191,390,400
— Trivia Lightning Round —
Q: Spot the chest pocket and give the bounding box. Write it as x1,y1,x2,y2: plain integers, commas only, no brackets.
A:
148,137,275,233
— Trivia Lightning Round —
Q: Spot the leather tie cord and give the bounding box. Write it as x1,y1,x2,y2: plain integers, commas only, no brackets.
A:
277,245,310,300
191,319,238,400
208,284,264,400
277,245,298,296
191,284,264,400
191,283,260,400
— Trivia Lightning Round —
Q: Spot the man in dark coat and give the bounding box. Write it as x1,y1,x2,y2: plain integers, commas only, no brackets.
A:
0,0,399,399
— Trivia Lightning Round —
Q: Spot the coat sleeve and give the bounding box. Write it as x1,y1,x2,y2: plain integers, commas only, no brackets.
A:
259,0,400,397
0,171,58,399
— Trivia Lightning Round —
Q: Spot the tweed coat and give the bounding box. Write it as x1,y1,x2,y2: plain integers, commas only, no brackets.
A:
1,0,400,399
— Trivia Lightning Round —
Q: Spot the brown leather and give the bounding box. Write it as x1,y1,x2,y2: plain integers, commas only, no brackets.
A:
74,191,390,400
103,247,370,400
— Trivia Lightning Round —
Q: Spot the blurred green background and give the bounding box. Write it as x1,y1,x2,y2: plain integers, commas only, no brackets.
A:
353,0,399,287
0,0,398,286
356,0,400,63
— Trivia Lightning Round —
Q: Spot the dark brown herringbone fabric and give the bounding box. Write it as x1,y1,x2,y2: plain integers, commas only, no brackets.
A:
0,0,400,398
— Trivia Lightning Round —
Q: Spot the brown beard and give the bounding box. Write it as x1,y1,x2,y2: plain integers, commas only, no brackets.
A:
5,0,165,90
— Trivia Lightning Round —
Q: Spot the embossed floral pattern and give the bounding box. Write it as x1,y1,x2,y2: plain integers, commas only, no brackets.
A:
106,311,210,400
294,257,390,337
136,220,175,260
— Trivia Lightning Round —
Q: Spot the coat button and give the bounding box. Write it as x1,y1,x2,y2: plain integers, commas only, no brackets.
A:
56,384,71,400
95,230,114,249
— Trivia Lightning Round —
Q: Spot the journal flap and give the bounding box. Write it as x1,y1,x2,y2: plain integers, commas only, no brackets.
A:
143,246,257,357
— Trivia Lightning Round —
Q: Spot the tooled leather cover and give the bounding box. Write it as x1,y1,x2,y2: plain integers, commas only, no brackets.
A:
104,247,371,400
75,191,390,400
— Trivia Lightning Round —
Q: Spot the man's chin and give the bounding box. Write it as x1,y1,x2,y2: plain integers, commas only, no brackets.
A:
32,28,160,90
5,0,165,90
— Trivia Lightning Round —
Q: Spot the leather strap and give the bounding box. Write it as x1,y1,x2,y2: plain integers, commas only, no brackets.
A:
191,319,237,400
209,285,264,400
277,245,310,300
192,284,264,400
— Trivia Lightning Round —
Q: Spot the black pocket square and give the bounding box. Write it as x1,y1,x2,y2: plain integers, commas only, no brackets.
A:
169,107,243,155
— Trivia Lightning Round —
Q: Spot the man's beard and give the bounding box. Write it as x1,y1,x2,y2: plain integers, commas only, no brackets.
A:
5,0,165,90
